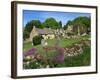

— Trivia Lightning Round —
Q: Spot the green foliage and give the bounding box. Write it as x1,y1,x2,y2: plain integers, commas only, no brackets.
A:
73,16,90,28
23,35,90,69
23,30,30,40
63,16,91,34
43,17,60,29
23,60,45,69
58,21,62,28
32,35,43,46
56,46,90,67
63,20,73,30
23,16,91,40
23,44,90,69
24,36,90,52
72,16,90,34
24,20,42,33
24,16,90,32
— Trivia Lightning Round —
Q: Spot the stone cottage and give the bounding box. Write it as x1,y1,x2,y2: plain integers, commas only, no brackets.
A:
30,26,55,41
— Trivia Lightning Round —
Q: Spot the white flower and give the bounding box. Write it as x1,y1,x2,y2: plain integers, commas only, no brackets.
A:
36,62,38,65
32,56,34,59
26,56,31,60
26,61,30,65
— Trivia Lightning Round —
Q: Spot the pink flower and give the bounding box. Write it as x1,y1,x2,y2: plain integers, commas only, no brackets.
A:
25,48,37,56
52,47,65,64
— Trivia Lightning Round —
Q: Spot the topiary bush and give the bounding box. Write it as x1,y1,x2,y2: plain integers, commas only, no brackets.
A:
32,35,43,46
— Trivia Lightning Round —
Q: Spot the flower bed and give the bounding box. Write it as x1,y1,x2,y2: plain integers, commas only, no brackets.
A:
23,40,91,69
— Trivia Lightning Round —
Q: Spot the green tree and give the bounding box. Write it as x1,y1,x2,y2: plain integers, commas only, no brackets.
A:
24,20,42,33
63,20,73,30
23,30,30,40
58,21,62,28
73,16,90,28
43,17,59,29
73,16,90,34
23,20,42,40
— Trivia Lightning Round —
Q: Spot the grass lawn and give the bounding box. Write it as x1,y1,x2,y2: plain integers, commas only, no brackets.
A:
23,35,90,53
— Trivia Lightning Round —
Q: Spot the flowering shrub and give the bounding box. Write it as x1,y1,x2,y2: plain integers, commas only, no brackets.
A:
23,48,45,69
23,40,90,69
51,47,65,64
23,48,38,63
25,48,37,56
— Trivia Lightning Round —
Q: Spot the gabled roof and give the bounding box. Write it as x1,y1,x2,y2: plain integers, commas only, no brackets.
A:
35,28,54,35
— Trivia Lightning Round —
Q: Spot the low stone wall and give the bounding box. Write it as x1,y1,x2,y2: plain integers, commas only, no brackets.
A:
64,40,90,57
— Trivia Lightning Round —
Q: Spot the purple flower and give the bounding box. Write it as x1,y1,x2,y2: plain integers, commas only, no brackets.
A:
57,47,64,55
25,48,37,56
52,47,65,64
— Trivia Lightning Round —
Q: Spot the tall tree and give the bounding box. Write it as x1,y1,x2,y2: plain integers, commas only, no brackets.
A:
23,20,42,40
24,20,42,33
73,16,90,34
63,20,73,30
58,21,62,28
23,30,30,40
43,17,59,29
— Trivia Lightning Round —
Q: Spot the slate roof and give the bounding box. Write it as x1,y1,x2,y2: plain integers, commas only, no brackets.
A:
36,28,54,35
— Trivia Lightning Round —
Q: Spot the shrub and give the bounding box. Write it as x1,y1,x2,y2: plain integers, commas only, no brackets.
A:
25,48,37,56
32,35,43,46
52,47,65,64
23,30,30,40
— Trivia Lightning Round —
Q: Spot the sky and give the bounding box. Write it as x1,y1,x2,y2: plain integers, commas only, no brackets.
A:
23,10,91,27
